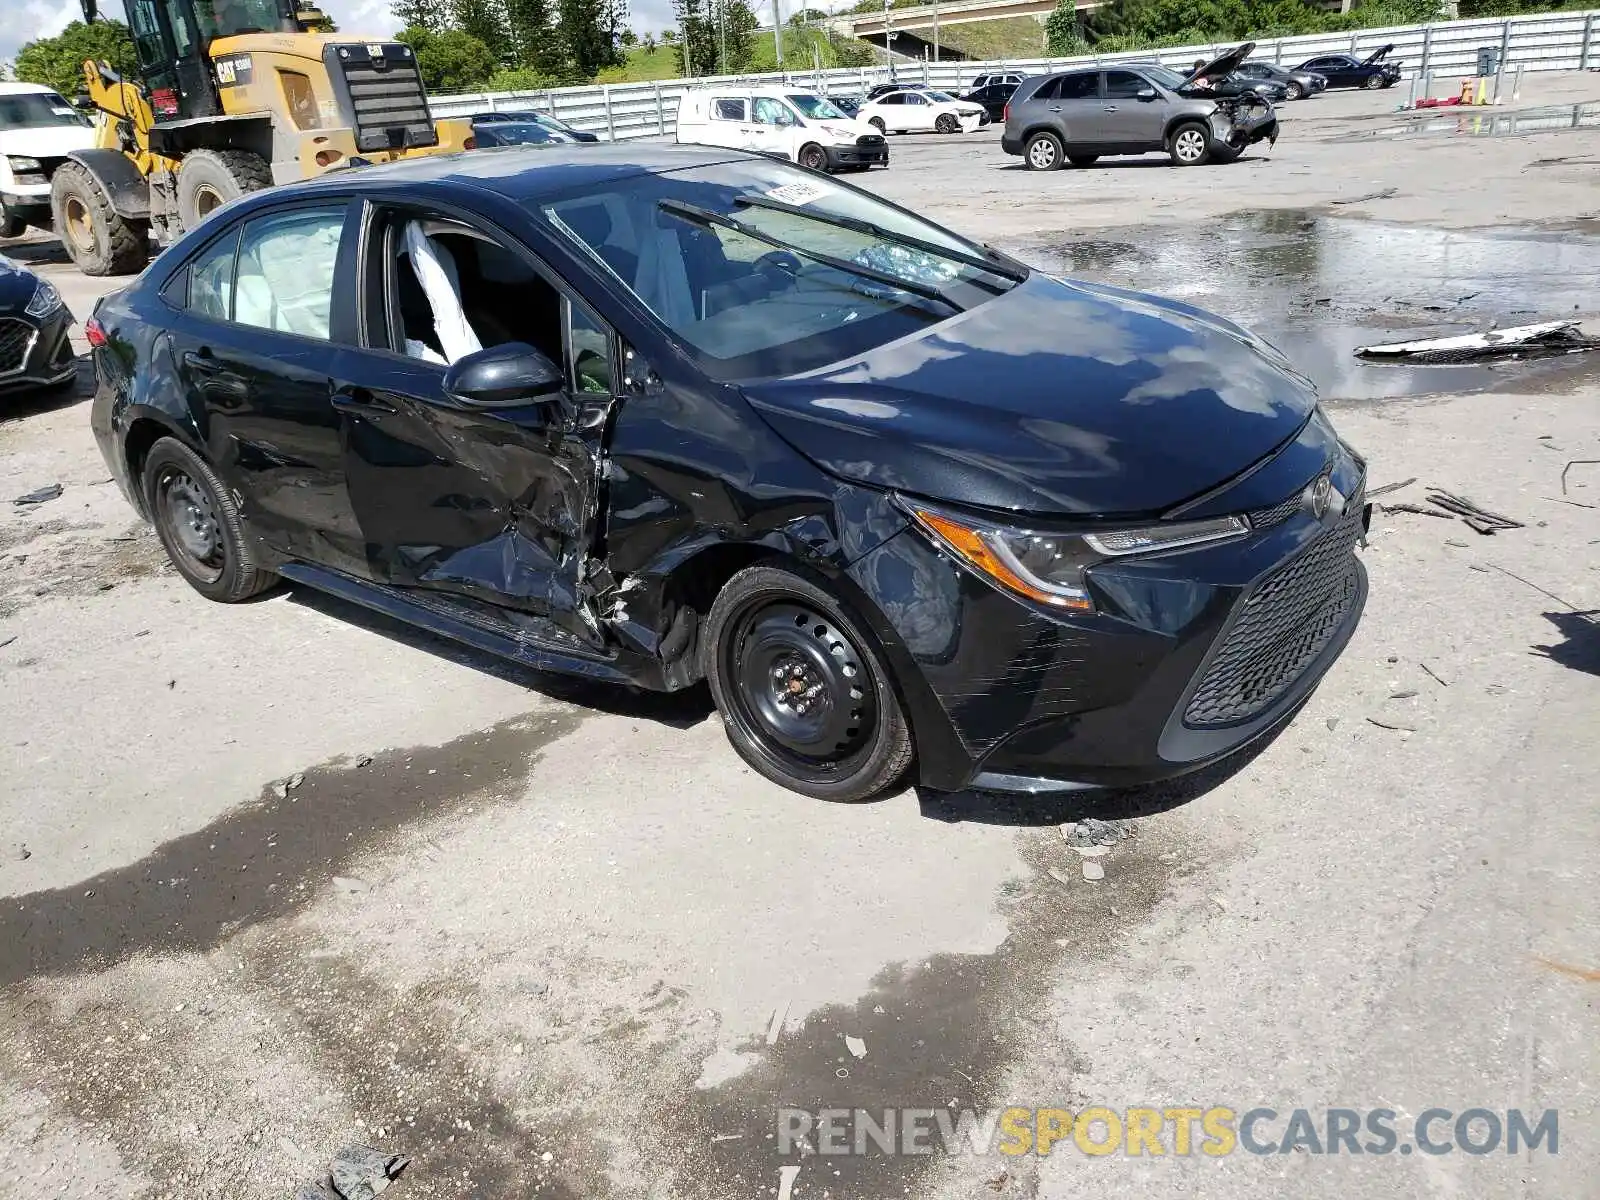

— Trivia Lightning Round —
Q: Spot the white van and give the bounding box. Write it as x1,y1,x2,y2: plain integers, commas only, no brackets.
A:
0,83,97,238
675,87,889,174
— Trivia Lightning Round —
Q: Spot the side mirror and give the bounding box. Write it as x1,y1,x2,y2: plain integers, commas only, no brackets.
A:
1136,87,1158,101
443,342,564,408
74,93,96,111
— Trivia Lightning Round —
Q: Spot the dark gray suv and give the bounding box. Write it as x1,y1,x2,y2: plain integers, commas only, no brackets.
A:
1002,47,1279,170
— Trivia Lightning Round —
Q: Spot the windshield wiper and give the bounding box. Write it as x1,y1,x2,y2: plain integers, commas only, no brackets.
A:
657,199,962,313
733,193,1028,285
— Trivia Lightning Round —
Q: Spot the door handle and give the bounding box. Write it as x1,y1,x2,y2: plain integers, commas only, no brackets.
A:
1105,104,1118,111
1050,105,1062,112
331,386,397,415
182,349,227,373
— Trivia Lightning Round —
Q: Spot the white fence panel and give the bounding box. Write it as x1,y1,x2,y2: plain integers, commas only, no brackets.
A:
427,9,1600,141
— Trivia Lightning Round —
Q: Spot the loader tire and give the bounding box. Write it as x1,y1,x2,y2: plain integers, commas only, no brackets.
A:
50,161,149,277
176,150,273,233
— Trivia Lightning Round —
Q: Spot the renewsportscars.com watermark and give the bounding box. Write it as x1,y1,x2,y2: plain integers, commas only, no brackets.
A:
778,1106,1560,1158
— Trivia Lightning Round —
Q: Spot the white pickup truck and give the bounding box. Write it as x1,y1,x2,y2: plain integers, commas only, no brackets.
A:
1,82,97,239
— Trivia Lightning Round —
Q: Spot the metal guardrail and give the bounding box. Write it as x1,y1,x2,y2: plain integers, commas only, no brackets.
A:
429,8,1600,141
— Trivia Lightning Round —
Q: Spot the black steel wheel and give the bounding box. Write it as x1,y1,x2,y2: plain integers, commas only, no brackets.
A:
705,564,913,802
142,436,276,602
798,142,828,171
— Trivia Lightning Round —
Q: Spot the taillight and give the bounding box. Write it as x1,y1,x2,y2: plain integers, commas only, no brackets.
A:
1002,102,1010,123
85,317,107,348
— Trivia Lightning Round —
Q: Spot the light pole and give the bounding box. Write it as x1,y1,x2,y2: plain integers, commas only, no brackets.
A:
881,0,892,71
773,0,783,68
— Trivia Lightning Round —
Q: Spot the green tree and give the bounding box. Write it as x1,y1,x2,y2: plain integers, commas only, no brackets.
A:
620,27,638,45
14,19,138,97
1045,0,1090,55
672,0,716,75
396,25,500,90
661,28,678,43
452,0,515,63
393,0,441,32
505,0,562,72
790,7,828,23
711,0,760,71
1085,0,1338,46
485,66,558,89
827,30,876,67
558,0,622,77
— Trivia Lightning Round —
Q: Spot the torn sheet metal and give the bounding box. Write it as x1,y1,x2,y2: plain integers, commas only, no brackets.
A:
1355,320,1600,364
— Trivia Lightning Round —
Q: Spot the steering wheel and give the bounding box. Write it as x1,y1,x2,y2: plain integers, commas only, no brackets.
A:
754,250,804,279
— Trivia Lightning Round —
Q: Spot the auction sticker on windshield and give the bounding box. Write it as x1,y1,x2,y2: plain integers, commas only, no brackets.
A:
764,181,830,206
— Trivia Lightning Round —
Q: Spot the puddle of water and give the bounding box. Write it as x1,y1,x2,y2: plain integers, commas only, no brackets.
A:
1361,101,1600,140
1019,210,1600,402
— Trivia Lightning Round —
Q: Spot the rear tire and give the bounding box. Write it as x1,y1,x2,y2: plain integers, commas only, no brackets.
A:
176,149,273,233
1168,121,1212,166
50,161,148,276
1024,131,1064,170
142,437,276,603
705,564,913,803
798,142,828,172
1067,153,1098,167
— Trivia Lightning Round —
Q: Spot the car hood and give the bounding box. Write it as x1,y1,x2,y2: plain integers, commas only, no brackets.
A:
0,124,95,157
1187,41,1255,83
1363,43,1395,65
742,272,1319,518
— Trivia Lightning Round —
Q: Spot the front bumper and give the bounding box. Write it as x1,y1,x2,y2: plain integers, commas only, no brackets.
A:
0,306,75,394
846,446,1368,794
1,191,52,229
823,142,890,169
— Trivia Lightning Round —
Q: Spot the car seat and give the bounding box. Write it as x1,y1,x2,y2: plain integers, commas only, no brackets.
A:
561,204,639,283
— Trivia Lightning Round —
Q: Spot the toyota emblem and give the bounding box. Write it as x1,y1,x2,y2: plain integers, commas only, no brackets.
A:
1306,472,1333,520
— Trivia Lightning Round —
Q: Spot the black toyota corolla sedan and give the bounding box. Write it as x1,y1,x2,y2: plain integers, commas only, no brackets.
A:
1,253,76,396
87,144,1369,802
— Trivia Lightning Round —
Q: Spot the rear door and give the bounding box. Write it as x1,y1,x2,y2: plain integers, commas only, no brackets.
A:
332,203,620,644
1100,69,1165,149
705,96,752,151
160,198,366,571
1042,72,1102,145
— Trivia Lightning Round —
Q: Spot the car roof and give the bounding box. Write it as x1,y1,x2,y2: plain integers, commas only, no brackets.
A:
0,82,61,95
265,143,745,206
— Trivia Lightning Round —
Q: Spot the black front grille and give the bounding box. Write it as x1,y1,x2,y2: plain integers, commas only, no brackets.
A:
327,43,437,153
1248,489,1304,531
856,134,886,147
1183,494,1365,728
0,318,33,374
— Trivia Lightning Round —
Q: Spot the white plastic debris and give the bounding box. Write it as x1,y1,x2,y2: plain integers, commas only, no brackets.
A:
845,1035,867,1059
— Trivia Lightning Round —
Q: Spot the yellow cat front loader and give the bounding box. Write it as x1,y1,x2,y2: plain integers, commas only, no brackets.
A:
53,0,474,275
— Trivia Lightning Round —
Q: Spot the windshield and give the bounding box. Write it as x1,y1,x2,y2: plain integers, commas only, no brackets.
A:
536,159,1021,381
786,93,847,120
0,91,89,130
197,0,293,38
926,91,959,102
1144,66,1191,90
476,121,566,146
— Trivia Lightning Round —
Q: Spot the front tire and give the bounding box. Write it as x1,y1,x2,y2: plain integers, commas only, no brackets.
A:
176,149,272,233
868,116,887,134
798,142,828,172
1363,74,1385,90
1024,131,1064,170
1168,121,1212,166
50,161,148,276
142,437,275,603
935,112,960,134
1285,81,1304,101
705,564,913,802
0,209,25,239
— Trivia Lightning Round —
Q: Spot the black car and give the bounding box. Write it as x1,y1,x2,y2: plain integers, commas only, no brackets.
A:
470,116,574,148
87,145,1369,801
1233,60,1326,100
469,109,601,143
1296,45,1401,90
1,253,75,396
828,94,864,117
961,82,1018,123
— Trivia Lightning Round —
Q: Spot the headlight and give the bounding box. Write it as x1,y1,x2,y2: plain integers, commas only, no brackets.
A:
24,279,63,319
902,500,1248,613
7,155,42,173
819,123,855,139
